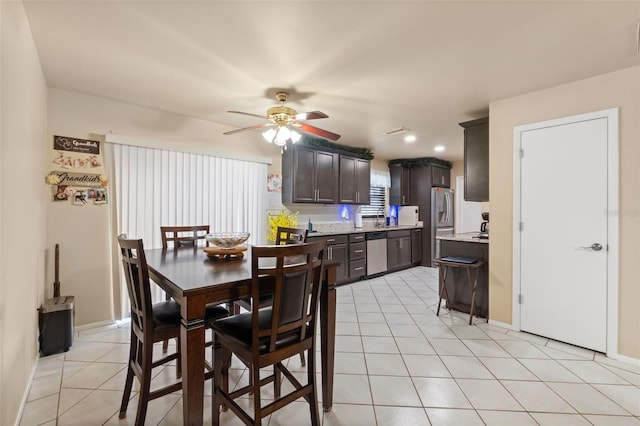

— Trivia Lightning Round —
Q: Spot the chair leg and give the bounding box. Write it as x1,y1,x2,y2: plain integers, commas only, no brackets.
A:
212,341,223,426
252,361,262,424
307,348,320,426
299,351,306,367
119,333,137,418
134,340,154,426
274,363,281,399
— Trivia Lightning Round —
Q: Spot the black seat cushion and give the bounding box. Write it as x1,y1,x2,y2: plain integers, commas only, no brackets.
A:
152,300,181,331
210,308,307,354
153,300,228,331
205,304,230,321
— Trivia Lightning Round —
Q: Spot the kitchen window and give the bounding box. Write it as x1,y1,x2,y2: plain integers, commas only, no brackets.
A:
361,170,390,218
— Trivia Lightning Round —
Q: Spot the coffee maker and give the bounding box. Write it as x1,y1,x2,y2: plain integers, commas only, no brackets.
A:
478,212,489,239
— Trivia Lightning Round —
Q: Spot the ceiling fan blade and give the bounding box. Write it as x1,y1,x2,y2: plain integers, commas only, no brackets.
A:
297,123,341,141
223,123,274,136
295,111,329,121
228,110,269,120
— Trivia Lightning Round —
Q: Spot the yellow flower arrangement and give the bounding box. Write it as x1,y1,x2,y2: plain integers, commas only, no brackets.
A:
267,209,299,242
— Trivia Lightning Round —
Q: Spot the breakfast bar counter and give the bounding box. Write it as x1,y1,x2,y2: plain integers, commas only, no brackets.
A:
435,233,489,319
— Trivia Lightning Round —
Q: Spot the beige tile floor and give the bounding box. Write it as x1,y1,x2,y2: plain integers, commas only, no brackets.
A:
21,266,640,425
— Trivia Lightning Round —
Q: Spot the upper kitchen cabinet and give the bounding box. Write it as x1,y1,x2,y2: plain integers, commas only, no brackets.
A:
389,163,411,206
282,145,339,204
431,164,451,188
460,117,489,202
339,155,370,204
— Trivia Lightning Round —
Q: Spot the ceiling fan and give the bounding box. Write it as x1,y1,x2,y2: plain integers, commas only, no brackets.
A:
223,92,341,146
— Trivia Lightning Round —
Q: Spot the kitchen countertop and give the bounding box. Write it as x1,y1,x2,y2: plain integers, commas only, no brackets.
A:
307,224,423,237
436,232,489,244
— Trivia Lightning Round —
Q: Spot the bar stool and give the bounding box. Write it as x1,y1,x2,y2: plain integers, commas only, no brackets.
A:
432,257,486,325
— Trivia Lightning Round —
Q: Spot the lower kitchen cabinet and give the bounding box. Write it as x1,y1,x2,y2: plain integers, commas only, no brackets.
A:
308,234,349,284
349,234,367,280
411,229,422,264
387,229,412,271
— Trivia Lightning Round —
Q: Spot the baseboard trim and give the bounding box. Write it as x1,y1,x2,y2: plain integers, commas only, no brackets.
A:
488,319,515,330
616,353,640,367
75,320,117,332
16,355,40,426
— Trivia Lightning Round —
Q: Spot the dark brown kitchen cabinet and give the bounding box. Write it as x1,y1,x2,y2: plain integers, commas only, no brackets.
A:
282,145,339,204
389,163,411,206
339,155,370,204
387,230,412,271
349,234,367,280
411,229,422,264
431,165,451,188
307,234,349,284
460,117,489,202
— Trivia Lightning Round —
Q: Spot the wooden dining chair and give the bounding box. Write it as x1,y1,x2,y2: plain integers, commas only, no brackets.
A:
117,234,228,426
160,225,210,353
234,226,309,365
210,241,326,426
160,225,210,249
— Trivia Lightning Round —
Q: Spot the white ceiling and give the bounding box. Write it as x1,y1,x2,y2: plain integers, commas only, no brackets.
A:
23,1,640,162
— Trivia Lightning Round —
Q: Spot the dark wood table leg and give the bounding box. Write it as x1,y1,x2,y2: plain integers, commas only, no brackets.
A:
181,297,207,426
320,267,337,412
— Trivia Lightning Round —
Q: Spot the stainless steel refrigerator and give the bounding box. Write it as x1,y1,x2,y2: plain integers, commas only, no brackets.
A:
431,187,454,260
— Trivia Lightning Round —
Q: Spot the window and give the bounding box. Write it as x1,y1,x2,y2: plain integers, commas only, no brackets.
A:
361,170,391,218
361,186,386,218
105,141,267,318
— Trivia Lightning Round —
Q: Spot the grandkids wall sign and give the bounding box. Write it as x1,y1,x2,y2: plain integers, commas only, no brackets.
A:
46,136,108,206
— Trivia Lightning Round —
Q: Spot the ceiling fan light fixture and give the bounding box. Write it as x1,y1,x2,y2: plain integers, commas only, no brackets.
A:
262,126,301,147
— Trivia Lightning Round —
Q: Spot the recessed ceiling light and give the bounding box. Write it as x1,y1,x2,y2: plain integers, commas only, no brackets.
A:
404,135,416,143
434,145,445,152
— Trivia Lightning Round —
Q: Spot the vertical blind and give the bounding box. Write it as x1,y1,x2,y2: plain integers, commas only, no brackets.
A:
108,143,267,314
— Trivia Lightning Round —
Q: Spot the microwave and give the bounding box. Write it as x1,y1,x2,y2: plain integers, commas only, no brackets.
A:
398,206,419,226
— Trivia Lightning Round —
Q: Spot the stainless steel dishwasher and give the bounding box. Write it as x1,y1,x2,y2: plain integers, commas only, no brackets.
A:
366,231,388,277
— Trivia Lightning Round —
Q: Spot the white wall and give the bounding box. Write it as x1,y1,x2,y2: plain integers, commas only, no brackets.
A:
0,2,49,424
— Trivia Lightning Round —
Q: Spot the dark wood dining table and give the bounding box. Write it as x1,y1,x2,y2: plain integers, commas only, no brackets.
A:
144,246,337,426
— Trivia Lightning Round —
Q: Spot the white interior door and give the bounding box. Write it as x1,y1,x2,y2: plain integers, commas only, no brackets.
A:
518,116,609,352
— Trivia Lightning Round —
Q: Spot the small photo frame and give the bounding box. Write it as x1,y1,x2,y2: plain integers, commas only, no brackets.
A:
53,185,71,202
86,188,98,199
94,188,108,204
73,189,87,206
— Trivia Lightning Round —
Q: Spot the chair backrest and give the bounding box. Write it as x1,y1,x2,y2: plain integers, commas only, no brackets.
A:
117,234,154,337
161,225,210,249
250,241,325,356
275,226,308,245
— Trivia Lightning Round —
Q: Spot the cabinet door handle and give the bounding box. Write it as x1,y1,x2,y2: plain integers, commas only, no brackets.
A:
354,249,364,253
329,246,333,260
399,239,403,249
354,267,364,271
326,238,336,243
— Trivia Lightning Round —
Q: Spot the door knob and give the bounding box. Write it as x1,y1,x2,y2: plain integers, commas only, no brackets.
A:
581,243,603,251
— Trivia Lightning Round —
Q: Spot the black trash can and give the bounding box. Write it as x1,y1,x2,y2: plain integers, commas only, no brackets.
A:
39,296,75,356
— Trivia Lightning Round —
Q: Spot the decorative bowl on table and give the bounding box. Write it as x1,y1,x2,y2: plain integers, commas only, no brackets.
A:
205,232,250,249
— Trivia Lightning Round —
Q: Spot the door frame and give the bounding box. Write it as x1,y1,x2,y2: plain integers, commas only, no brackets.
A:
512,108,619,357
